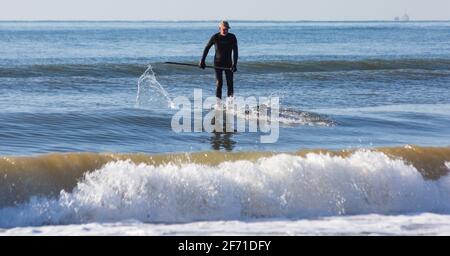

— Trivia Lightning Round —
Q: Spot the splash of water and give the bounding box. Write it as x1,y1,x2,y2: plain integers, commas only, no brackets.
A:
136,65,174,109
213,98,334,126
134,65,333,126
1,150,450,227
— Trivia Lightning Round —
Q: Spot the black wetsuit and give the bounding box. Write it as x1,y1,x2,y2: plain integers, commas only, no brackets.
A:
201,33,238,99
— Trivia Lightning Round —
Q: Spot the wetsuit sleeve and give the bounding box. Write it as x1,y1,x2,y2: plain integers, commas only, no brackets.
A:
233,35,238,66
201,35,215,62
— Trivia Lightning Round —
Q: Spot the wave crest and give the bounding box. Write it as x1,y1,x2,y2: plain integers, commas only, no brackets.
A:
1,148,450,227
2,58,450,77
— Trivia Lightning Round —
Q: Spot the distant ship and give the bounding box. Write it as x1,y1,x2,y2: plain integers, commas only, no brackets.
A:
395,12,410,22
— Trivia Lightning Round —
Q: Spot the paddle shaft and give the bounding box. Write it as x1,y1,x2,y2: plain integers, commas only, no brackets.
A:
164,62,232,71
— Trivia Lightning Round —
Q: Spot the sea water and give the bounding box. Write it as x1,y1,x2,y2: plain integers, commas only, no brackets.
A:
1,21,450,235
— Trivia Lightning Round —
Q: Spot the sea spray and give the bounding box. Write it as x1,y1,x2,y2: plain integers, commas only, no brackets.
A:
136,65,174,109
1,150,450,228
134,65,333,126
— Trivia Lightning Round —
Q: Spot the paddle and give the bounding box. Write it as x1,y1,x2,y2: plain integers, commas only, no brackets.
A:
164,61,232,71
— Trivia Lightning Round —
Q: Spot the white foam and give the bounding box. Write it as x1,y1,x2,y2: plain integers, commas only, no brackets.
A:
4,213,450,236
1,151,450,228
236,105,334,126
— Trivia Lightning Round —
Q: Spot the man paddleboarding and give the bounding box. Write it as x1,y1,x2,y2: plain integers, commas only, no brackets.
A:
199,21,238,100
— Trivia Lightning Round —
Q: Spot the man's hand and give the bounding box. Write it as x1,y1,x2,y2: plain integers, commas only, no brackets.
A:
199,60,206,69
231,65,237,73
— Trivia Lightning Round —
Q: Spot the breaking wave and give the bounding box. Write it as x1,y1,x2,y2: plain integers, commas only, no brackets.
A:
0,146,450,228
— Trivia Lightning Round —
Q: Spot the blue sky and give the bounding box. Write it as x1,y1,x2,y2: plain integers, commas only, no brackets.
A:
1,0,449,20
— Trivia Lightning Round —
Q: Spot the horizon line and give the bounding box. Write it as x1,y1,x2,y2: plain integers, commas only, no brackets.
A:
0,19,449,22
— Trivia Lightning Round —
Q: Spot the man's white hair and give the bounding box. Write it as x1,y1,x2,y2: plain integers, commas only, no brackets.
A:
219,20,230,29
